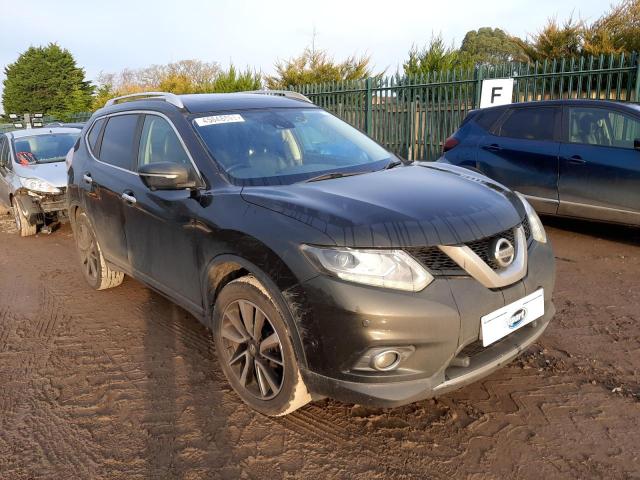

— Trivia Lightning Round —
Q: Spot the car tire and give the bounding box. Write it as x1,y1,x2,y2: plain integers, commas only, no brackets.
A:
212,275,311,416
74,210,124,290
12,196,37,237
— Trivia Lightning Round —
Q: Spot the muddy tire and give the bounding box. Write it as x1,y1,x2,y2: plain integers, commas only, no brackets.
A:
74,210,124,290
12,197,37,237
212,275,311,416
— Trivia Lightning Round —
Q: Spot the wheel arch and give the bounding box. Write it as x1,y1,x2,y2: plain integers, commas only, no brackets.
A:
201,235,309,369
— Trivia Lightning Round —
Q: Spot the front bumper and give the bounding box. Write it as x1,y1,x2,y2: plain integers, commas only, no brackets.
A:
296,239,556,407
17,191,68,225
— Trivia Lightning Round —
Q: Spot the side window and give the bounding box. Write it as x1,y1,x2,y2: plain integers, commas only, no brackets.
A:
87,118,106,154
137,115,190,167
98,114,140,170
568,107,640,149
475,108,505,132
499,107,558,141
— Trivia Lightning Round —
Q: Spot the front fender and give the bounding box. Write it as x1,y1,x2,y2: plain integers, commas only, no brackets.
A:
201,253,311,369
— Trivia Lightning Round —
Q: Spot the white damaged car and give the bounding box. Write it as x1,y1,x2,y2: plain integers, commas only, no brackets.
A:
0,127,80,236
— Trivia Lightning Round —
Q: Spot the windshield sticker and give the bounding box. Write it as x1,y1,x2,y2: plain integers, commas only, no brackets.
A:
195,114,245,127
17,151,37,165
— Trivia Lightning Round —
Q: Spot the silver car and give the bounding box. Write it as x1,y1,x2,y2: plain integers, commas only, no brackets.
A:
0,127,80,236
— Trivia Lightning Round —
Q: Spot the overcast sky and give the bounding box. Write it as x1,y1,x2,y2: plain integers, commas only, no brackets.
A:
0,0,612,111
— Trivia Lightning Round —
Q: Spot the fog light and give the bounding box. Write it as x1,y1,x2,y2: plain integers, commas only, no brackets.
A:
371,350,401,371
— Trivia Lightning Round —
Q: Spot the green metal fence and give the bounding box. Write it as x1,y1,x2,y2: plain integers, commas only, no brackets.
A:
296,52,640,161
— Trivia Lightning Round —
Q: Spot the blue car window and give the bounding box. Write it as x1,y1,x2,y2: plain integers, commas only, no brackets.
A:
475,108,504,131
499,108,557,141
569,107,640,149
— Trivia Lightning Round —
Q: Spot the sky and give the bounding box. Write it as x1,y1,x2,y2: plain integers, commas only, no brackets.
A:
0,0,613,112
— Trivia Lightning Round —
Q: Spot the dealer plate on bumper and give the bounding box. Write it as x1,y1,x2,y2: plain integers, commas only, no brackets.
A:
481,289,544,347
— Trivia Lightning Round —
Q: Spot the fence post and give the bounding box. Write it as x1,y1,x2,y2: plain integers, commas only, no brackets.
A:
474,66,483,108
365,77,373,135
635,55,640,102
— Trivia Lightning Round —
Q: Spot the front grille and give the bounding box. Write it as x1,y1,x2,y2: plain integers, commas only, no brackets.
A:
458,336,509,358
458,340,486,357
466,228,516,270
406,247,460,274
406,220,531,276
522,216,532,244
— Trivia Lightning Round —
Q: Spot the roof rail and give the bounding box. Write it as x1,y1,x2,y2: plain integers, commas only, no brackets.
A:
244,90,313,104
104,92,185,109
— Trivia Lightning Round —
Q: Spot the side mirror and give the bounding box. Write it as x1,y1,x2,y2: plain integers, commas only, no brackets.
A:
634,139,640,151
138,162,195,190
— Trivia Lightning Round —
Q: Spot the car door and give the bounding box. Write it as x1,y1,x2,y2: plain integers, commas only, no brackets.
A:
122,113,203,310
82,113,141,269
476,105,561,215
0,137,11,207
558,105,640,225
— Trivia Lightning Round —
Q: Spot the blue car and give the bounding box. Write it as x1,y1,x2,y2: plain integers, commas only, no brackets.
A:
439,100,640,226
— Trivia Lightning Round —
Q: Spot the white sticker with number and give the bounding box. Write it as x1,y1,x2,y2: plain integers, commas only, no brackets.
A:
195,114,245,127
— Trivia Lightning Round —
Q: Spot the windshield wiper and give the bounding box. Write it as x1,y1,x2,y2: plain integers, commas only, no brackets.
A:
385,158,412,169
305,171,367,183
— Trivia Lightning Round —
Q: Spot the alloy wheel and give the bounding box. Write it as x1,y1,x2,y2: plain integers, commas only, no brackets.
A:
220,299,285,400
77,220,99,283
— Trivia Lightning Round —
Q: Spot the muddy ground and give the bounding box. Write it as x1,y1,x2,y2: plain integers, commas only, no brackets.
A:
0,214,638,479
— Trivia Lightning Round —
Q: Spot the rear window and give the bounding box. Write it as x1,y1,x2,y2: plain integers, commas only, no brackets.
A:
475,108,505,131
499,107,557,141
98,115,140,170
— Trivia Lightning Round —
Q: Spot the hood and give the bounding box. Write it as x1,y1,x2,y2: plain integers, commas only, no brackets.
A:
14,161,67,188
241,163,526,248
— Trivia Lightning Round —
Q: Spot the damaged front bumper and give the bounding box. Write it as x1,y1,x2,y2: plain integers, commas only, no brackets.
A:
15,189,69,225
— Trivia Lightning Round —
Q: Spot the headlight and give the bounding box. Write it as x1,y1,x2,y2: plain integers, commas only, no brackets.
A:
20,177,61,194
516,192,547,244
301,245,433,292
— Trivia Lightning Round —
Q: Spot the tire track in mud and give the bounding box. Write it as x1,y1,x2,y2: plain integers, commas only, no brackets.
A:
0,306,13,353
276,406,351,444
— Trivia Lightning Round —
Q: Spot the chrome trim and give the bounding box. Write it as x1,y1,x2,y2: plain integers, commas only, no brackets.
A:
244,89,313,104
105,91,185,109
561,200,640,217
522,194,559,206
139,172,179,179
439,226,528,289
121,192,136,204
82,174,93,184
84,111,204,185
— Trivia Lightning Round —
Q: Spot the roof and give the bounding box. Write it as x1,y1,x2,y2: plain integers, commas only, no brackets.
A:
482,99,639,110
8,127,81,139
98,92,318,116
180,93,316,113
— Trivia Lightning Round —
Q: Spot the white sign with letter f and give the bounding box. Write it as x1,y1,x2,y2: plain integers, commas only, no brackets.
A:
480,78,514,108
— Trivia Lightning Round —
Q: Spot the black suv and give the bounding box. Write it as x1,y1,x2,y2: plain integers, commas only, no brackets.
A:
68,91,556,416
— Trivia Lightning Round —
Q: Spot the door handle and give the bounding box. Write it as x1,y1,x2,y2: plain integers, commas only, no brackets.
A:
485,143,502,152
83,173,93,184
121,192,137,204
566,155,586,165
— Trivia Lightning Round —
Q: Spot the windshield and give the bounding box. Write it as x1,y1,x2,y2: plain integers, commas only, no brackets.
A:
192,108,392,185
12,133,79,165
